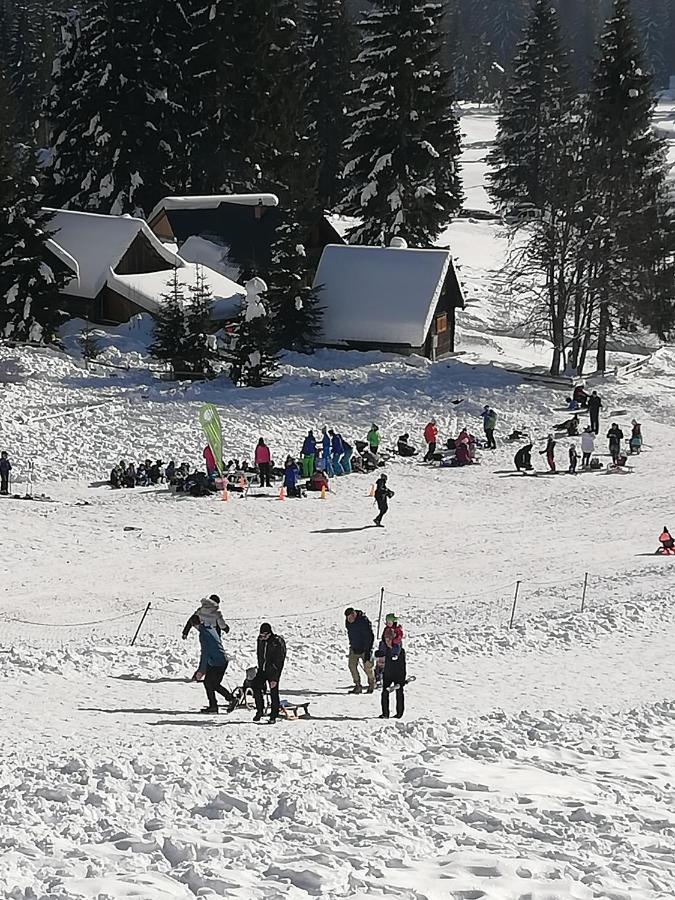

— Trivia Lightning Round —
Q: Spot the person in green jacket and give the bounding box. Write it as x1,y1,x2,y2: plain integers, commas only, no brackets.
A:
367,424,380,455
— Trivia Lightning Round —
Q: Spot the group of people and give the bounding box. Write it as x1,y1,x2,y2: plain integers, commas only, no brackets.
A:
109,458,169,488
180,595,410,722
514,418,643,474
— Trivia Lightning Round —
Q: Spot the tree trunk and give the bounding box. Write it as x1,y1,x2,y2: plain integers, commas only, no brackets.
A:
596,299,609,372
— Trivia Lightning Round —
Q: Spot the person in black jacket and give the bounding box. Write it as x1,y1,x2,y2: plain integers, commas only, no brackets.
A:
606,423,624,464
345,607,375,693
378,628,407,719
514,443,533,472
374,474,394,526
588,391,602,435
252,622,286,723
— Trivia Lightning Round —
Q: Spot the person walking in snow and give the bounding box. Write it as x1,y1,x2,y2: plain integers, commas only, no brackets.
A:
367,424,380,455
540,435,556,472
0,451,12,495
568,444,578,474
345,607,375,693
481,405,497,449
580,427,595,468
378,627,407,719
320,426,334,476
423,419,438,461
252,622,286,723
301,431,316,478
182,595,230,682
606,423,624,464
514,443,533,472
329,429,345,475
588,391,602,435
183,607,235,713
629,420,642,454
373,473,394,527
254,437,272,487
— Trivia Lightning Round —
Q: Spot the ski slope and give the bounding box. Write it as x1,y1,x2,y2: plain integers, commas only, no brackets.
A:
2,109,675,899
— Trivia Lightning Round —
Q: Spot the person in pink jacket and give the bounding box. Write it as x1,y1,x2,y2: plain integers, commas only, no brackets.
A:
203,445,218,477
255,438,272,487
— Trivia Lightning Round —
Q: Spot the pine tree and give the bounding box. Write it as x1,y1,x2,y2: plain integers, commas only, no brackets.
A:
228,278,280,387
343,0,463,246
184,265,216,376
46,0,190,217
0,139,68,343
305,0,355,209
149,268,188,373
488,0,574,217
586,0,674,369
7,1,54,141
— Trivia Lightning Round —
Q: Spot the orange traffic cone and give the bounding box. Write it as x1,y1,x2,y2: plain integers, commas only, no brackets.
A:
278,485,286,501
320,484,327,500
368,484,375,497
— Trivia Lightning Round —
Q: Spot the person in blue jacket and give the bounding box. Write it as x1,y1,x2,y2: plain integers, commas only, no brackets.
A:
320,426,334,476
329,429,345,475
344,607,375,693
301,431,316,478
283,456,301,497
188,620,235,713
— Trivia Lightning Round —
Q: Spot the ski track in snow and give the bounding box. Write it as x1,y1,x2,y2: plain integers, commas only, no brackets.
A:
3,109,675,900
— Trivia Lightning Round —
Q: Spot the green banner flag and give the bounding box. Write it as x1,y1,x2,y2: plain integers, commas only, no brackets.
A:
199,403,223,476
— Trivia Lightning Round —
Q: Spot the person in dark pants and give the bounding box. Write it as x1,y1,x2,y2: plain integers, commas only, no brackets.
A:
378,629,407,719
423,419,437,461
481,405,497,449
588,391,602,435
196,622,235,713
540,435,556,472
514,443,533,472
606,423,624,464
0,451,11,495
374,473,394,526
252,622,286,723
345,607,375,693
254,438,272,487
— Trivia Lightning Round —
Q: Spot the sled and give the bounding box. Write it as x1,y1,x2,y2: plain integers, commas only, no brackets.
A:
655,547,675,556
386,676,416,693
278,700,311,720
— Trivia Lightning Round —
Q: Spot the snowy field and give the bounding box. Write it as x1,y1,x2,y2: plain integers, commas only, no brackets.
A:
2,109,675,899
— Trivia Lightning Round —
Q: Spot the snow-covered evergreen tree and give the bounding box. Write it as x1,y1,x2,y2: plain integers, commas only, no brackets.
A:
184,265,217,376
488,0,574,217
305,0,354,209
149,269,188,372
343,0,463,246
46,0,190,216
228,278,280,387
7,0,54,141
0,132,67,343
585,0,674,368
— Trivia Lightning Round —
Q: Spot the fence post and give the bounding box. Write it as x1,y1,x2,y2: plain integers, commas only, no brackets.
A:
131,602,152,646
581,572,589,612
509,581,521,629
376,587,385,637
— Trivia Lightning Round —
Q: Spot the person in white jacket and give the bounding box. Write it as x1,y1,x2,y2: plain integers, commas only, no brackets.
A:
580,428,595,468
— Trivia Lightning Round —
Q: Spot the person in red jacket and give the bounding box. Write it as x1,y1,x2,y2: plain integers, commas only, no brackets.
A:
254,438,272,487
423,419,438,461
203,444,218,478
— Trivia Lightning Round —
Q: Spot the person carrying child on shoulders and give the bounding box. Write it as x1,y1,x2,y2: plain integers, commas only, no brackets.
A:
374,613,404,684
376,628,407,719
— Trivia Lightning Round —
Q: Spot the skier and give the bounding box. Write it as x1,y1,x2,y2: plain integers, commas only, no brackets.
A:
366,424,380,455
301,431,316,478
203,444,218,478
423,419,438,461
607,423,624,464
514,443,533,472
658,527,674,553
481,405,497,449
397,433,417,457
378,627,407,719
581,427,595,468
0,451,10,495
329,429,345,475
588,391,602,435
320,426,334,476
540,435,556,472
254,437,272,487
629,420,642,454
569,444,578,474
344,607,375,693
373,473,394,526
182,595,230,682
252,622,287,723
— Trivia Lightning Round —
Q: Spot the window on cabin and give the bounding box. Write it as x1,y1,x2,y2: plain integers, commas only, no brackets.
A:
435,313,448,334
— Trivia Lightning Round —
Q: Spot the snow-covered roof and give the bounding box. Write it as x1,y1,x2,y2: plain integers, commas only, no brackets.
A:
147,193,279,225
43,208,181,299
45,237,80,283
325,213,362,240
177,235,240,283
314,244,454,347
111,264,245,320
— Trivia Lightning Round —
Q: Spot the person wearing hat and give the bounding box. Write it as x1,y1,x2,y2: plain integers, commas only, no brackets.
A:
423,419,438,461
378,627,407,719
181,611,234,713
373,473,394,526
344,607,375,693
252,623,287,723
539,434,556,473
481,405,497,450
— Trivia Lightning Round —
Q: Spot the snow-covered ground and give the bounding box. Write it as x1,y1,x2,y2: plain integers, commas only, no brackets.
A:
2,108,675,900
